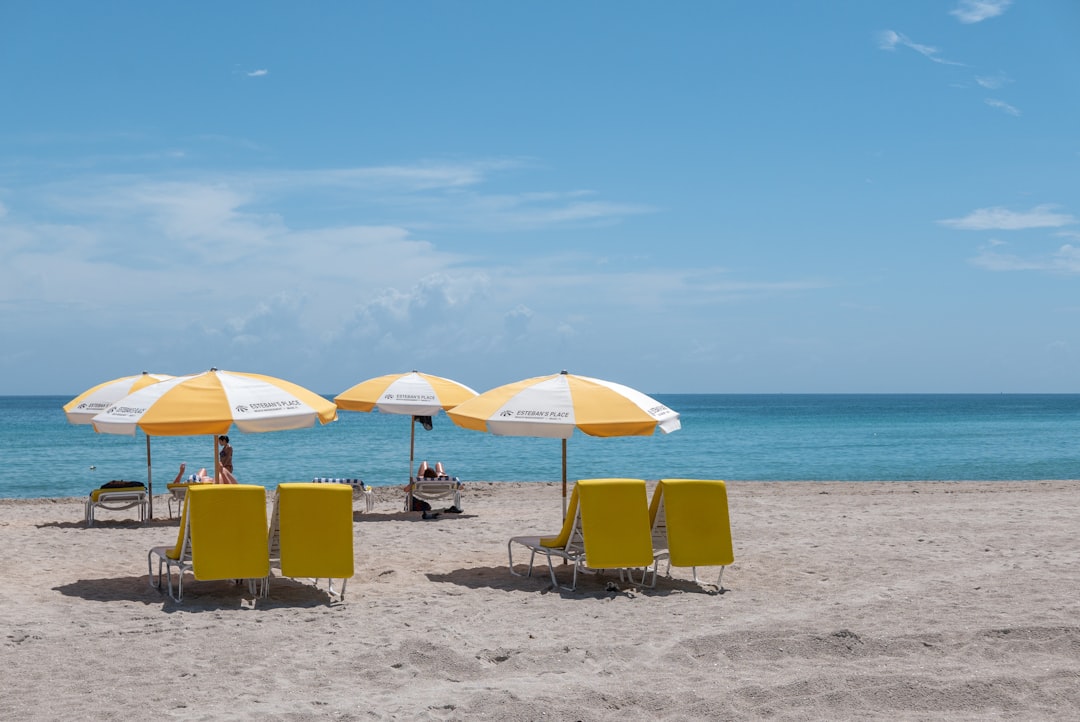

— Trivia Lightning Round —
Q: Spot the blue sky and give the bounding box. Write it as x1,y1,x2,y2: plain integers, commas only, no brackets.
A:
3,1,1079,395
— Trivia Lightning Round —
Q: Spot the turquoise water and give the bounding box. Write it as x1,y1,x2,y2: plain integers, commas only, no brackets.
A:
3,394,1080,499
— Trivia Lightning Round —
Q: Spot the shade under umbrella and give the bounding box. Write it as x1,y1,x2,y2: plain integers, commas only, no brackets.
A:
447,370,680,514
334,370,478,478
92,368,338,481
64,371,174,518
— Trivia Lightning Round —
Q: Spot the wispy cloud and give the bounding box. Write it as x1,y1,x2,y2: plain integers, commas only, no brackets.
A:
246,69,269,77
877,30,965,66
975,73,1011,90
985,98,1021,116
972,244,1080,273
950,0,1012,24
939,205,1077,231
878,32,1021,118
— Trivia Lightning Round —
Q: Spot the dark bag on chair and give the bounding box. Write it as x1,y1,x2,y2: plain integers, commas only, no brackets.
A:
410,496,431,512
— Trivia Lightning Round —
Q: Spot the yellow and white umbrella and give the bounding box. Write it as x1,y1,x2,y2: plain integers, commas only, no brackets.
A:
334,371,478,478
64,371,175,424
447,370,680,513
92,369,337,482
64,371,175,517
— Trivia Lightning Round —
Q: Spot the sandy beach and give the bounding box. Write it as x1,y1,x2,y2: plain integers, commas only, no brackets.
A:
2,479,1079,720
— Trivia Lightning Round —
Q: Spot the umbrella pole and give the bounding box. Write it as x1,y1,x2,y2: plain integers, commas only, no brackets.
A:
146,434,153,519
561,438,568,519
407,417,416,512
214,435,220,479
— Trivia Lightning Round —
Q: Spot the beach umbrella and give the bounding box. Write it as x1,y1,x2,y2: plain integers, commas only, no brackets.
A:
64,371,174,518
333,371,478,478
92,368,338,488
447,370,680,515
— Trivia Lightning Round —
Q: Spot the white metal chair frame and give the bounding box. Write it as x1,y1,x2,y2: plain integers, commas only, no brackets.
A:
85,489,148,526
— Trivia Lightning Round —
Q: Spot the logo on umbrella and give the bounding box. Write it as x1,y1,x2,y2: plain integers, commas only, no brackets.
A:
235,405,249,414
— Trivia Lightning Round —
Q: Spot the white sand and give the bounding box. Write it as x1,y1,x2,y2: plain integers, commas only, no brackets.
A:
2,480,1079,720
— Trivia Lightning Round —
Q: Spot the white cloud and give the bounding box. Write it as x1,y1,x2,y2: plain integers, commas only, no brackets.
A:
972,244,1080,273
939,205,1077,231
0,158,825,393
985,98,1021,116
975,73,1011,90
877,30,902,51
877,30,965,66
246,69,269,77
951,0,1012,24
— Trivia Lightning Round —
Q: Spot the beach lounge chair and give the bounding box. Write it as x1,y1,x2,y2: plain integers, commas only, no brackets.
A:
147,484,270,602
166,481,208,519
649,479,734,588
508,478,656,591
508,483,584,587
312,477,374,513
269,483,355,601
85,484,148,526
405,476,462,513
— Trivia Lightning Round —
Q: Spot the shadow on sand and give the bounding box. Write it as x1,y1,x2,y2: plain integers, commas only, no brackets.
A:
426,564,725,597
54,573,343,611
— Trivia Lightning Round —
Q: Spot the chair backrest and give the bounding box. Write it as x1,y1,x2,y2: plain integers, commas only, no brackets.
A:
539,483,582,550
656,479,734,567
187,484,270,581
576,478,653,569
167,489,193,561
274,483,354,579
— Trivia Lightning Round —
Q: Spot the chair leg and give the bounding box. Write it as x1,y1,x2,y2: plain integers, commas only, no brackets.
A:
508,541,539,578
546,555,563,589
163,560,183,602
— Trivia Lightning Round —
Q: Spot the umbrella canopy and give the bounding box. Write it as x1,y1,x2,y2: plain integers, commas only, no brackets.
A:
334,371,478,477
64,371,174,517
447,370,680,512
92,369,338,481
63,371,174,424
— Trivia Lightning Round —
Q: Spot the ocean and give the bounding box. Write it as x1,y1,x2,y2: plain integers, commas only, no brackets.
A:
4,394,1080,499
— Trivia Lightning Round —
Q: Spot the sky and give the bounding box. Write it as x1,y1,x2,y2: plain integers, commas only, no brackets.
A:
2,1,1079,396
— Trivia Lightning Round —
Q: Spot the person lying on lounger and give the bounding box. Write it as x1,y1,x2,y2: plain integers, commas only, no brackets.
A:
415,460,450,480
172,462,238,485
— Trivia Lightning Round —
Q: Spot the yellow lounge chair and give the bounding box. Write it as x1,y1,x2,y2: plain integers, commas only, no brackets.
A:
147,484,270,602
508,483,584,587
269,483,355,601
85,484,148,526
509,478,656,591
650,479,734,588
